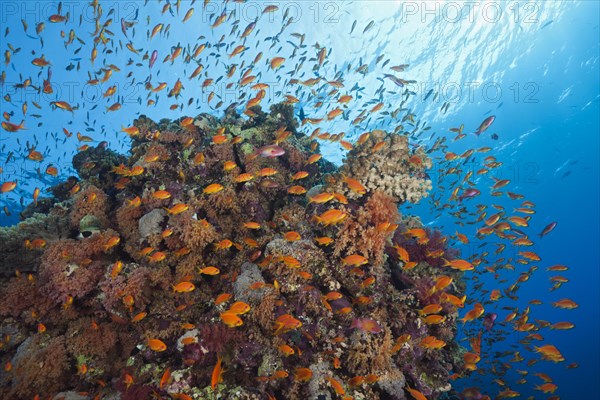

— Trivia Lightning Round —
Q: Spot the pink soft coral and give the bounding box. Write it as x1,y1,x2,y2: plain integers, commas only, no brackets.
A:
38,231,116,304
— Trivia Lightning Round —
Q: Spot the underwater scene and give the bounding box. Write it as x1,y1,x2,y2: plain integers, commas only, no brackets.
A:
0,1,598,399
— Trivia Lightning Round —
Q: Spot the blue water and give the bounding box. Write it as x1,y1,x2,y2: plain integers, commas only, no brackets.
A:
0,1,598,398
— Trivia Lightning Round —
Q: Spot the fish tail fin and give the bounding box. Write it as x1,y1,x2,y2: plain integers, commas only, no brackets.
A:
273,323,283,336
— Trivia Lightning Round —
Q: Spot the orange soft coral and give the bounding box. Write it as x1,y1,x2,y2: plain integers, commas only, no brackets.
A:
333,190,399,267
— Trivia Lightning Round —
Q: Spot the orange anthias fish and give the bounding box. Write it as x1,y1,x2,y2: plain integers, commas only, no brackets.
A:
131,312,147,323
314,209,348,226
152,190,171,199
294,367,313,382
308,192,335,204
274,314,302,335
283,231,301,241
406,386,428,400
534,344,565,362
220,312,243,327
227,301,251,315
159,368,171,389
420,335,446,350
148,251,167,263
350,318,382,334
325,377,345,396
552,298,578,309
215,239,233,250
147,338,167,352
342,254,368,266
1,181,17,193
461,303,485,323
211,355,223,390
342,176,367,195
278,344,295,357
165,203,189,215
443,258,474,271
535,383,558,394
420,304,443,315
2,120,25,132
173,281,195,293
198,266,220,275
204,183,224,194
215,293,232,305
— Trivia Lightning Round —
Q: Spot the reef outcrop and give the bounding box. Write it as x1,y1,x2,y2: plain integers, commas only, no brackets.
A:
0,104,466,400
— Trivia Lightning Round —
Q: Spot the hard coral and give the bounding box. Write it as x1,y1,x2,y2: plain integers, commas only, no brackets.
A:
332,130,432,203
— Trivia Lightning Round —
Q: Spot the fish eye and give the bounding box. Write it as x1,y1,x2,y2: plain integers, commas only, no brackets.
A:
81,230,92,238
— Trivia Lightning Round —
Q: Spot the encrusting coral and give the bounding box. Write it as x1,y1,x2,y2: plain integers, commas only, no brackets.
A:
0,103,470,400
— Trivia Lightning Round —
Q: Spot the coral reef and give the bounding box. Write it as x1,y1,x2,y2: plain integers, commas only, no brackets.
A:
0,105,467,400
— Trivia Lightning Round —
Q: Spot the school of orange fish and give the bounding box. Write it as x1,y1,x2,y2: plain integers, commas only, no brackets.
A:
0,1,576,399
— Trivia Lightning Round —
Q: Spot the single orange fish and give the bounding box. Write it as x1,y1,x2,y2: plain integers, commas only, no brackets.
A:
342,176,366,195
283,231,301,241
152,190,171,199
278,344,295,357
309,192,335,204
294,367,313,382
326,377,345,395
173,282,195,293
147,338,167,352
211,356,223,390
204,183,224,194
552,298,578,309
215,239,233,250
220,312,243,327
341,254,368,266
197,266,219,275
227,301,251,315
159,368,171,389
131,311,147,323
148,251,167,263
215,293,232,305
287,185,307,195
165,203,189,215
1,181,17,193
